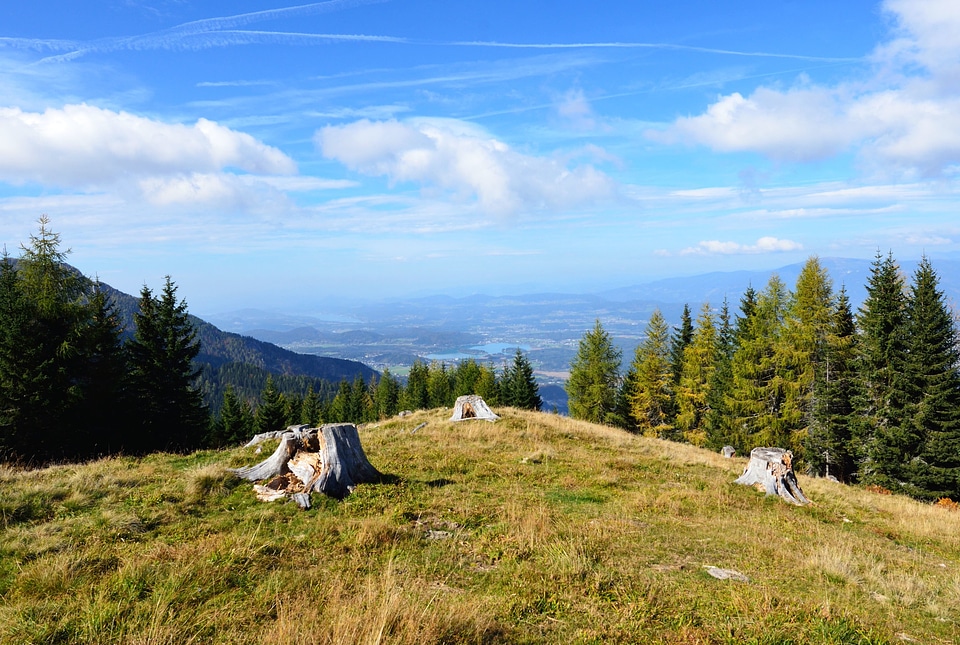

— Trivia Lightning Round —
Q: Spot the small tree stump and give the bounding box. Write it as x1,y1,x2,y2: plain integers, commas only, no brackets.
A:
734,447,810,505
721,446,736,458
232,423,382,506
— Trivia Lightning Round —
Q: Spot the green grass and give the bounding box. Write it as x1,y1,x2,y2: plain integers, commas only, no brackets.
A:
2,409,960,644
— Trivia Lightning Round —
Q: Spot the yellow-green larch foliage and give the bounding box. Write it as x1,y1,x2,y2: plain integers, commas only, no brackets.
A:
627,309,673,438
675,302,717,447
779,256,834,461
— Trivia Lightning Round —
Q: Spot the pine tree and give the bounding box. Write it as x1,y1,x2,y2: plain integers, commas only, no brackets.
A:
675,303,717,446
856,252,910,490
903,258,960,499
127,277,208,453
502,349,542,410
567,320,621,424
625,309,673,437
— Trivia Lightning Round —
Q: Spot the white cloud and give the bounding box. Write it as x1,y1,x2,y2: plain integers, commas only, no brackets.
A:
680,236,803,256
653,0,960,177
556,88,597,130
0,103,296,188
316,118,614,215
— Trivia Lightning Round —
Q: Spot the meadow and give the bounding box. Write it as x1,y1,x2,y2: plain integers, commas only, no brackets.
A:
2,409,959,644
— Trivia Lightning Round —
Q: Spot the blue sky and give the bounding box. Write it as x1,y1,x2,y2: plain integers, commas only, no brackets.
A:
1,0,958,313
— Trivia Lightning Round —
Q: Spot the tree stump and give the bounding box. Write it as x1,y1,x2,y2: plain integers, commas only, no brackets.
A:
734,447,810,505
232,423,382,507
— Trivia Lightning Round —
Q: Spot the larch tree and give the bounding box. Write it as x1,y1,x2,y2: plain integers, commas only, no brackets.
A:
728,275,790,452
626,309,674,437
567,320,622,424
675,303,717,446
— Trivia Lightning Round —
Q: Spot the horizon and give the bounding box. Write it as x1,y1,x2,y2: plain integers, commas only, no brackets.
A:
3,1,960,313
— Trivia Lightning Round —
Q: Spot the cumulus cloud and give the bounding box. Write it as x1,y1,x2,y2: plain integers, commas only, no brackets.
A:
680,236,802,256
316,118,614,215
653,0,960,177
0,103,296,187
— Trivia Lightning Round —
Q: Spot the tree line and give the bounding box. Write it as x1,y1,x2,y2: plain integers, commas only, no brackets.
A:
0,219,543,463
566,254,960,502
214,349,543,445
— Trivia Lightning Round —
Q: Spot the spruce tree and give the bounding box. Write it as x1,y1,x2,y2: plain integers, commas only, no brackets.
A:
808,287,860,482
856,252,910,490
502,349,542,410
401,360,429,410
452,359,482,398
254,375,288,434
705,298,735,450
474,363,500,405
300,385,322,426
427,362,453,408
218,385,253,445
567,320,621,424
374,369,401,419
669,304,694,386
0,255,33,460
626,309,673,437
903,258,960,499
127,277,208,453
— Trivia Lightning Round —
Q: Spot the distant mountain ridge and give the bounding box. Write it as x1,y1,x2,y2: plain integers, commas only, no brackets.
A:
96,281,377,384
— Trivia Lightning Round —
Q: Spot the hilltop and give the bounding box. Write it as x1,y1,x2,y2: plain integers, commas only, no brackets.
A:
2,409,958,644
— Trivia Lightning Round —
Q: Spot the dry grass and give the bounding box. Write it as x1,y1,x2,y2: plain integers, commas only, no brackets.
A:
1,408,959,644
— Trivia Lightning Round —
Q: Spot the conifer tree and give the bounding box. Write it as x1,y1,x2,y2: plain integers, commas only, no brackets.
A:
903,258,960,499
675,303,717,446
73,281,129,457
705,298,735,450
218,385,253,445
127,277,208,453
502,349,542,410
625,309,673,437
779,256,835,461
300,385,322,426
807,287,860,482
452,359,482,398
474,363,500,405
728,275,790,451
427,361,453,408
401,360,429,410
0,255,32,459
374,369,401,419
669,304,694,385
567,320,621,424
856,252,910,489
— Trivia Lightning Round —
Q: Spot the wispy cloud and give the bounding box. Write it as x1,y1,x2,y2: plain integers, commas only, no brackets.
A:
679,237,803,255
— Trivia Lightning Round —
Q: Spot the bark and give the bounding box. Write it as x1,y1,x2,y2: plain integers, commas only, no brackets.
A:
734,447,810,505
232,423,382,506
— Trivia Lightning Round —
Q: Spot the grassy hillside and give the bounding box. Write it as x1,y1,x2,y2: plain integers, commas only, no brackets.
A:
2,410,959,644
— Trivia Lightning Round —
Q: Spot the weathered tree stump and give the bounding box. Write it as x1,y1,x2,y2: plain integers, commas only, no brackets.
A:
734,447,810,505
721,446,736,458
232,423,382,507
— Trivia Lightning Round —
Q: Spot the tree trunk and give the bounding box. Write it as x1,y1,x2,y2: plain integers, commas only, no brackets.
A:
734,447,810,505
232,423,382,507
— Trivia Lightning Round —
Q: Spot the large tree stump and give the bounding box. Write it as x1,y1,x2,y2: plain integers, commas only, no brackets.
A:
734,447,810,505
232,423,382,507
